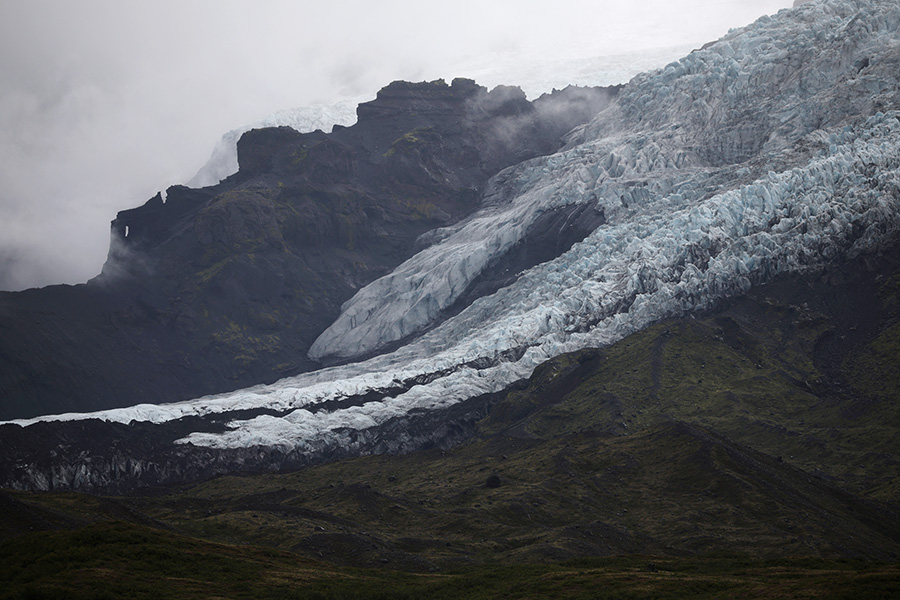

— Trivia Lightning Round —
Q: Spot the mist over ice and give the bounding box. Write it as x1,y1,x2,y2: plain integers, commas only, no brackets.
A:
0,0,792,291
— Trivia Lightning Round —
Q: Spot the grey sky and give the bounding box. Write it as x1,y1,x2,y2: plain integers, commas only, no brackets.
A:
0,0,793,291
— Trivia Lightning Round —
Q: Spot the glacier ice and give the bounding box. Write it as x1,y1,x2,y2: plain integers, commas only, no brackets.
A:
8,0,900,456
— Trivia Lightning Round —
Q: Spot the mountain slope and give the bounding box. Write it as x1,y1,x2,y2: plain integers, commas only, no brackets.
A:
13,0,895,456
2,241,898,516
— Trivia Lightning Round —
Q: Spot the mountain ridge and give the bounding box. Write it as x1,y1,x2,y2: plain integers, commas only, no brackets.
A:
32,0,897,461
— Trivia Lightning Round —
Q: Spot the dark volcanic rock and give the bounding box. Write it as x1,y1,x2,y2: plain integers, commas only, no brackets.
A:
0,78,618,420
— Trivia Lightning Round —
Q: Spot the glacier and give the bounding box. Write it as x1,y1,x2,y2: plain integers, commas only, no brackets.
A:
8,0,900,455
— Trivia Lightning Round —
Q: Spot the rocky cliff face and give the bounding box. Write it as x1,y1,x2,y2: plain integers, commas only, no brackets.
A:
0,79,617,420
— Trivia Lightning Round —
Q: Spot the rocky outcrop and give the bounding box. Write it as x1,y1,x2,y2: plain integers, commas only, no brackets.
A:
0,78,617,420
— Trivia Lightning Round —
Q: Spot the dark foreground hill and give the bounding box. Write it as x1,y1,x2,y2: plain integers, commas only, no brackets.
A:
0,79,616,420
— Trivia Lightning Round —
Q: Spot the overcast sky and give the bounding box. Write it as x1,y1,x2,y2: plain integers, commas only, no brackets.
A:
0,0,793,291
